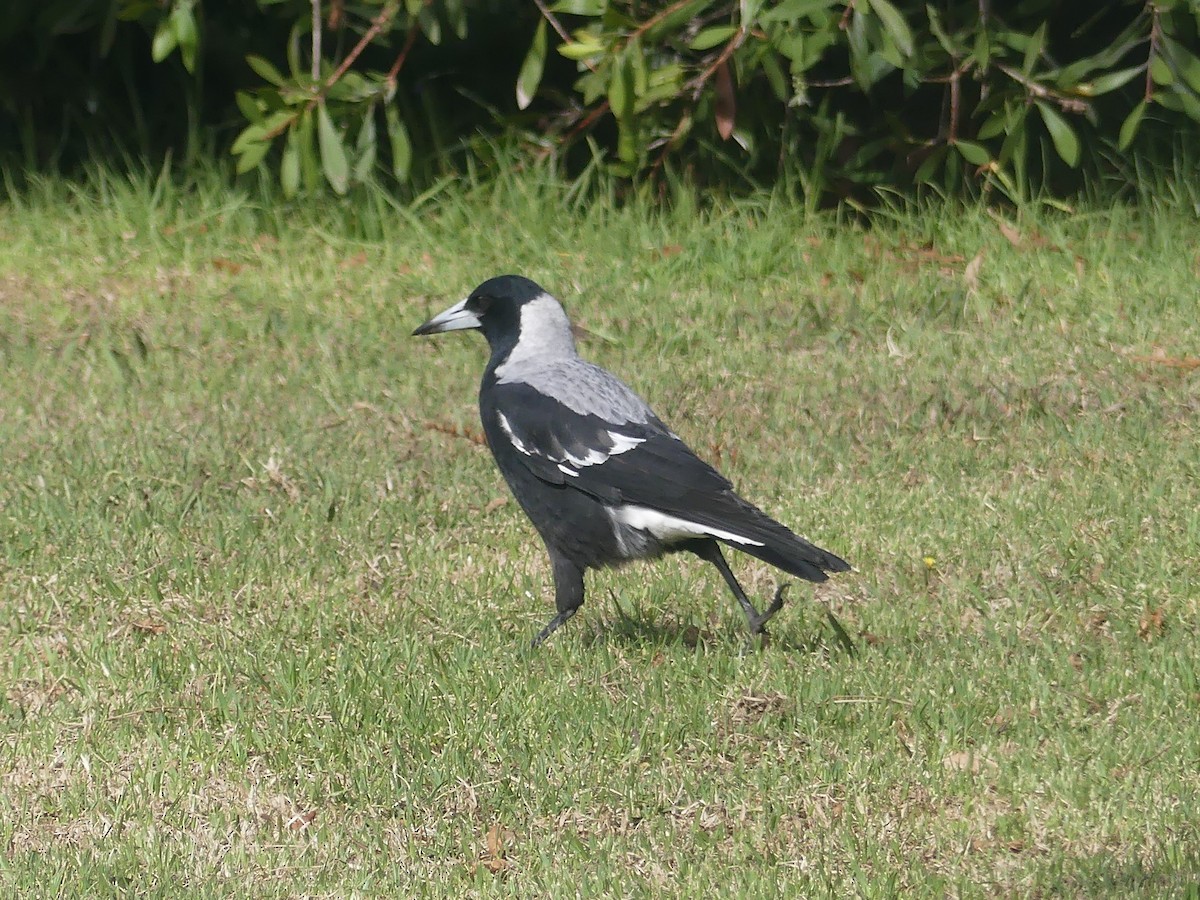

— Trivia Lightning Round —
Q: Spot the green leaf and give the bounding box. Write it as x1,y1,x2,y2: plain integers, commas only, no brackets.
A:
151,18,177,63
914,145,947,184
953,140,990,166
973,28,991,72
761,51,788,102
235,91,263,125
549,0,604,14
1177,89,1200,121
234,139,270,174
231,110,292,155
247,55,287,87
1035,101,1079,167
690,26,738,51
643,0,708,41
171,3,198,73
418,5,441,45
1150,54,1173,86
559,39,605,61
630,36,648,98
976,110,1007,141
759,0,838,23
317,103,349,194
1081,66,1145,96
616,119,637,163
354,107,377,183
867,0,913,57
1119,98,1147,150
231,122,268,155
1163,35,1200,94
740,0,764,28
1023,22,1046,76
926,6,961,57
609,53,634,120
280,128,301,198
385,103,412,181
517,19,547,110
297,109,320,191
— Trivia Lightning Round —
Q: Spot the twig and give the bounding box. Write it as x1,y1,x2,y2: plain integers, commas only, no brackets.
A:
564,99,611,142
648,110,693,178
1146,4,1161,102
311,0,322,82
532,0,598,73
839,0,856,31
949,67,961,141
631,0,696,41
689,29,746,99
808,76,855,88
996,63,1090,113
325,2,399,91
531,0,571,44
386,18,421,84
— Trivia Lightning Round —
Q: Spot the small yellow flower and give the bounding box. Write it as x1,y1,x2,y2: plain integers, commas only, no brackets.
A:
923,556,936,569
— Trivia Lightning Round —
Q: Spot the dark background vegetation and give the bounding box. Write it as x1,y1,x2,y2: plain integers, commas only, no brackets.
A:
2,1,1199,203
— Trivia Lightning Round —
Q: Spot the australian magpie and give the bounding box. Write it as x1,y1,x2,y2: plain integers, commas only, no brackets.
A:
413,275,850,646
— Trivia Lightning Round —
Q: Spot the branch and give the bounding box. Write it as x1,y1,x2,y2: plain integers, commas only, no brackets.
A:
532,0,598,73
324,2,399,92
1146,4,1161,102
949,67,960,142
531,0,571,44
689,29,746,100
631,0,696,41
311,0,322,83
386,18,421,85
996,63,1090,114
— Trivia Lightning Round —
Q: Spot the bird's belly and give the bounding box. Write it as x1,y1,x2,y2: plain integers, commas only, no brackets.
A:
490,450,630,568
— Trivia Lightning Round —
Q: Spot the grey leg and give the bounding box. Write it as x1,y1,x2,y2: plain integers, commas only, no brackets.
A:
691,540,789,635
531,550,585,648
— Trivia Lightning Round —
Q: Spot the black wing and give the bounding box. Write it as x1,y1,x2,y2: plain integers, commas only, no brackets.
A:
483,379,731,509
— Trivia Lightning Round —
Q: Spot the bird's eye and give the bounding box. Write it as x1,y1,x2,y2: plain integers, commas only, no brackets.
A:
468,293,493,314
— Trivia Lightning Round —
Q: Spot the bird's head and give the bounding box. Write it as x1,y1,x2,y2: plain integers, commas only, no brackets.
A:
413,275,575,361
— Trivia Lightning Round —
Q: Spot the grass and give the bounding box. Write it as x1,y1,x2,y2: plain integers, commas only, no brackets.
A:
1,166,1199,897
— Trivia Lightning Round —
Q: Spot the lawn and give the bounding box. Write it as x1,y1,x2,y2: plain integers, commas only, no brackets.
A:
1,169,1198,897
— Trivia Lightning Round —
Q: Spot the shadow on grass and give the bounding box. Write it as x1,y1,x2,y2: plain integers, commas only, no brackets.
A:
575,588,860,657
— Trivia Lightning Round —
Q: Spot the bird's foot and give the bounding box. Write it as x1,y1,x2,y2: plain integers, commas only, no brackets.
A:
748,582,789,634
530,606,578,648
739,583,790,653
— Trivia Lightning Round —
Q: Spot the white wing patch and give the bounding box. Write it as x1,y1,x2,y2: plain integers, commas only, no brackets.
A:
496,411,532,456
563,431,645,468
499,410,645,473
611,505,764,547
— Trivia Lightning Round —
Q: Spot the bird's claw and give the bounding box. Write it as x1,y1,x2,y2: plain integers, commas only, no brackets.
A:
748,582,790,634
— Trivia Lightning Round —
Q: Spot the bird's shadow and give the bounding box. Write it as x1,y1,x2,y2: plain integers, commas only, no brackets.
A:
576,588,859,657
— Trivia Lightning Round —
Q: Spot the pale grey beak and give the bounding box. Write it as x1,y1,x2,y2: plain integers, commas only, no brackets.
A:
412,298,481,336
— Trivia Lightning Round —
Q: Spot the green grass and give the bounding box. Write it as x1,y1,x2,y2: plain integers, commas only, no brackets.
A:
1,168,1199,897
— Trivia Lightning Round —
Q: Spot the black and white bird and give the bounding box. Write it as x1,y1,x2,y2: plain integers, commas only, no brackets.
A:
413,275,850,646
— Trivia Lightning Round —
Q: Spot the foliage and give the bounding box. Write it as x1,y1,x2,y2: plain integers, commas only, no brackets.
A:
2,1,1200,202
531,0,1200,202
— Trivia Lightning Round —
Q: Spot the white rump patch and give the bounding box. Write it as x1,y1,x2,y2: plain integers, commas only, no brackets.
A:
611,505,764,547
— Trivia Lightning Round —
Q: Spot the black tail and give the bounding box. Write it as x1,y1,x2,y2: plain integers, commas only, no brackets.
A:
691,492,851,583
